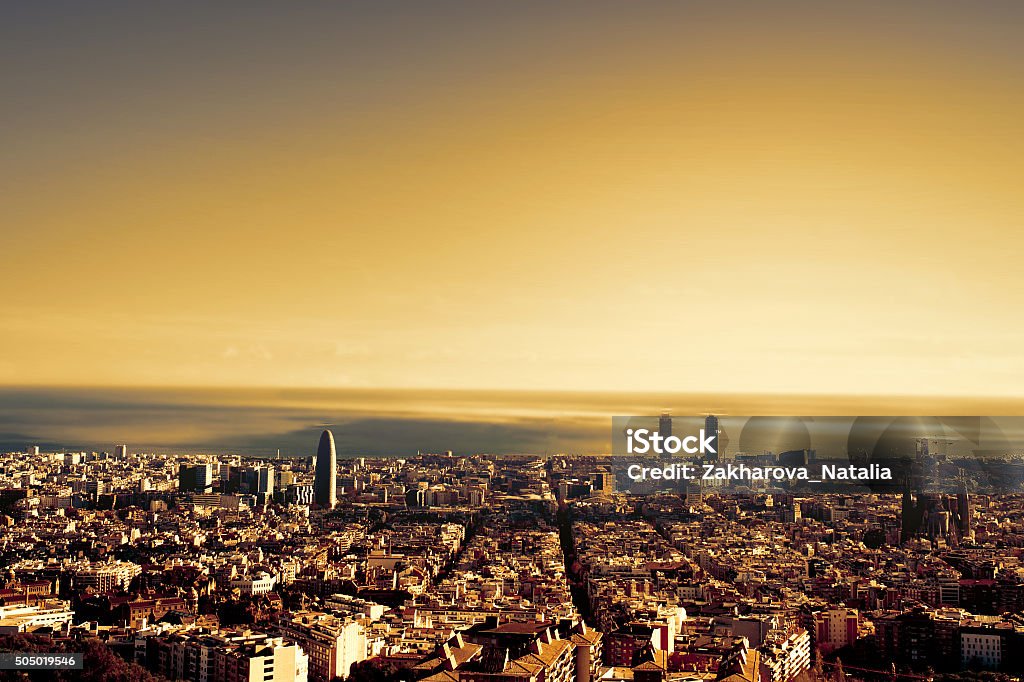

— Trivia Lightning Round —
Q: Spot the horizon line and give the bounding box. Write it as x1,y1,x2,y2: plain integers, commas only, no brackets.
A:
2,382,1024,403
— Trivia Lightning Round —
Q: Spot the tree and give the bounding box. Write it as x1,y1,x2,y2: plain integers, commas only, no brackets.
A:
0,635,163,682
833,658,846,682
346,658,411,682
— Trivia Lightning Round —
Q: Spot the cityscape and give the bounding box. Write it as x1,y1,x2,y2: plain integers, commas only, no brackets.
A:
6,2,1024,681
1,419,1023,682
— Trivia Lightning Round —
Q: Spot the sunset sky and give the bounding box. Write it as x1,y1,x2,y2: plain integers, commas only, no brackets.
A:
3,1,1024,396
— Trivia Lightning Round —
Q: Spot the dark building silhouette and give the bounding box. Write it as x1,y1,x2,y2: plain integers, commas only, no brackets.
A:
314,429,337,508
658,413,673,462
901,477,923,543
902,477,972,544
658,413,672,438
779,448,815,468
955,474,973,540
704,414,720,461
178,464,213,494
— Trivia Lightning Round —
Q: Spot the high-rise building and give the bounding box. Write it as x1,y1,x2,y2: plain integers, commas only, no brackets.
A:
255,465,274,495
658,413,673,461
225,465,276,506
114,444,128,458
314,430,337,509
179,464,213,493
231,465,275,495
956,477,972,540
685,481,703,507
704,415,720,461
658,413,672,439
285,483,314,506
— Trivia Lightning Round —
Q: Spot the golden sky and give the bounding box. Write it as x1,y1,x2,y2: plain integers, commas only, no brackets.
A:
3,2,1024,395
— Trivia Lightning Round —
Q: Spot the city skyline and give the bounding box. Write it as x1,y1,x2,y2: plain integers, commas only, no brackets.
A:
4,441,1023,679
4,1,1024,397
5,4,1024,680
8,386,1024,458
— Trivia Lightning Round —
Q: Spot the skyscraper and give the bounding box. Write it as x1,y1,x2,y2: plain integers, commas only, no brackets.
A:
314,430,337,508
658,413,673,462
704,415,720,461
956,476,972,540
658,413,672,439
179,464,213,493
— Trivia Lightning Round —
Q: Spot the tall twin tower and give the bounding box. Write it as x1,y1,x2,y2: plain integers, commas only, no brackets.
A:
314,429,337,508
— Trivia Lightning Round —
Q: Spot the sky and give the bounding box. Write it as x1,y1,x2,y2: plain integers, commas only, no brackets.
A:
3,1,1024,396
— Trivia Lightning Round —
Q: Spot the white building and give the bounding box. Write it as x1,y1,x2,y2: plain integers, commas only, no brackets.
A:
961,631,1003,670
72,560,142,592
39,495,73,510
276,611,367,682
147,628,308,682
0,601,75,635
230,572,277,596
759,627,811,682
324,594,387,621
